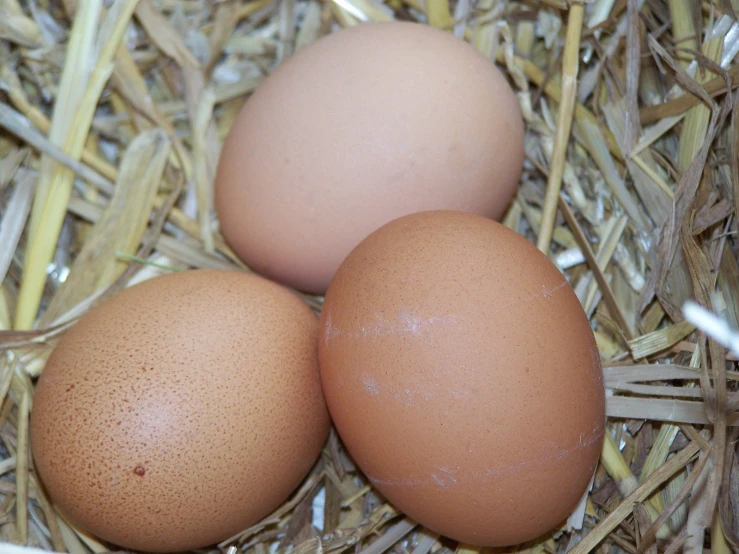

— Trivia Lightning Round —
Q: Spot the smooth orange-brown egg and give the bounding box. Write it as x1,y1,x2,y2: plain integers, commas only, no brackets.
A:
215,21,524,294
31,269,330,553
318,211,605,546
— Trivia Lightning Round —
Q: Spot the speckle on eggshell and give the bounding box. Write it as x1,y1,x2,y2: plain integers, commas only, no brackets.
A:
318,211,606,547
31,269,330,553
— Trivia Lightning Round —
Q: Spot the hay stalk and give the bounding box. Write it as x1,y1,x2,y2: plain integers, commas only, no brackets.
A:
536,1,584,254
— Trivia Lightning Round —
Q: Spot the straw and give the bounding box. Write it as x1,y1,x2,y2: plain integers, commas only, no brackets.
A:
2,1,739,553
568,441,701,554
536,0,584,254
15,0,139,330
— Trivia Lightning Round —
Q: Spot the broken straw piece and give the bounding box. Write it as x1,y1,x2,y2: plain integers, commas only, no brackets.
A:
682,301,739,357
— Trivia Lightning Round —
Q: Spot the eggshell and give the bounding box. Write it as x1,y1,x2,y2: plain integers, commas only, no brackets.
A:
215,21,524,294
31,270,330,553
318,211,605,546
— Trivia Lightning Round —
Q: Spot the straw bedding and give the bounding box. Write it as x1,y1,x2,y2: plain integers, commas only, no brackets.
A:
1,0,738,553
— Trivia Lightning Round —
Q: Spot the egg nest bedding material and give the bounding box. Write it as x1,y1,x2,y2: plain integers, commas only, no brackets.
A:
1,0,739,554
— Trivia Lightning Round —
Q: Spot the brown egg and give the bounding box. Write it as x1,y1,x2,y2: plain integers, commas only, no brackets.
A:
215,21,524,294
31,270,330,553
318,211,605,546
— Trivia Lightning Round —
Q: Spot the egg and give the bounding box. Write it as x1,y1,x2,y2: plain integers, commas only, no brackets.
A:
31,269,330,553
215,21,524,294
318,211,605,546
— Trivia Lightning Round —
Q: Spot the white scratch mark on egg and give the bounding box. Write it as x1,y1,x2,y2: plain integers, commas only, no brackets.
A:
431,466,459,487
367,425,605,489
362,374,380,396
395,310,460,336
323,312,341,346
431,473,446,487
501,279,569,310
323,311,462,344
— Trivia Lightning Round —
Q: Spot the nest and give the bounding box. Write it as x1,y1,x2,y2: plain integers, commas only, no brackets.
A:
1,0,738,553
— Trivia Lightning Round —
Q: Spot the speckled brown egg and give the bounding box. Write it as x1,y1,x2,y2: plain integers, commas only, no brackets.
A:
215,21,524,294
318,211,605,546
31,269,330,553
